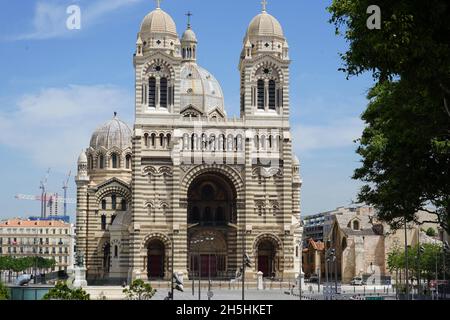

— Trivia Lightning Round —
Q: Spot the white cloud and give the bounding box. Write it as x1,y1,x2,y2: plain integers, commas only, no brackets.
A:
293,117,365,153
0,85,132,170
11,0,143,40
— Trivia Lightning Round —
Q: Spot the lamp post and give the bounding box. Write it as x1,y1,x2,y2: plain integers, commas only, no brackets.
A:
435,246,439,300
297,239,302,301
403,216,410,300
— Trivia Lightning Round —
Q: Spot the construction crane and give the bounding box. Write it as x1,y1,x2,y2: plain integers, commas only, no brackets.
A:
62,171,72,216
39,168,51,218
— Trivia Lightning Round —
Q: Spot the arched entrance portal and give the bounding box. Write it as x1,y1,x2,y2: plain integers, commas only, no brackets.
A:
257,240,276,277
147,240,165,279
187,172,237,279
187,173,237,226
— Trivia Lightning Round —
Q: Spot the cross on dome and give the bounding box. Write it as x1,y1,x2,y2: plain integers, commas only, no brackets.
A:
186,11,193,28
261,0,268,12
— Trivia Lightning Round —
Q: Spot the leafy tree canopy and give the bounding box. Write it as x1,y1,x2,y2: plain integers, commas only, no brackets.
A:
328,0,450,232
123,279,157,300
43,281,90,300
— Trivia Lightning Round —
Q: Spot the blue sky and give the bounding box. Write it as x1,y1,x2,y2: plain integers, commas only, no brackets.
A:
0,0,374,221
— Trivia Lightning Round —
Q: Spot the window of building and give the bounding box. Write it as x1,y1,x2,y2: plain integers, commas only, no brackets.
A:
102,199,107,210
101,215,107,231
268,80,276,110
257,80,265,110
149,77,156,108
99,154,105,169
111,195,117,210
121,199,127,211
353,220,360,231
114,245,118,258
126,155,132,169
111,153,118,169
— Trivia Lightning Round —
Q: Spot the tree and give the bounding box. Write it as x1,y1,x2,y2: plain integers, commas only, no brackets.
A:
426,228,437,237
328,0,450,233
123,279,157,300
0,281,9,300
43,281,90,300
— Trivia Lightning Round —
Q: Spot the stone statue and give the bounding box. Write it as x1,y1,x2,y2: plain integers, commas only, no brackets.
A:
75,251,85,267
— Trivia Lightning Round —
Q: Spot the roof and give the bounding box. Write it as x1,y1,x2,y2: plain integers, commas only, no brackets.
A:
90,114,132,150
307,238,324,251
0,218,69,228
247,12,284,39
140,8,177,37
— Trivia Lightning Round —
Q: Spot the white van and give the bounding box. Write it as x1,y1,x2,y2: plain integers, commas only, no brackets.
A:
350,277,365,286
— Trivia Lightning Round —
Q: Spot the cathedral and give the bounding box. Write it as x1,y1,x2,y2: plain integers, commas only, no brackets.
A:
76,2,302,283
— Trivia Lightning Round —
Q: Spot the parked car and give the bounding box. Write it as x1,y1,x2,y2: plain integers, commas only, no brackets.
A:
350,277,366,286
308,275,319,283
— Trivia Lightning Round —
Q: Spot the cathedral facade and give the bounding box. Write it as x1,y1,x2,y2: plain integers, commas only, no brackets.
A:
76,3,302,283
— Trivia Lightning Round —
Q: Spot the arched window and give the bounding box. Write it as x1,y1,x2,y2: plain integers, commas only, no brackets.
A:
111,153,118,169
257,79,265,110
114,245,118,258
101,199,107,210
166,134,171,147
101,215,107,231
159,133,164,147
88,155,94,170
268,80,276,110
151,133,156,147
99,155,104,169
144,133,149,148
160,78,168,109
111,195,117,210
353,220,360,231
126,155,132,169
121,199,127,211
149,77,156,108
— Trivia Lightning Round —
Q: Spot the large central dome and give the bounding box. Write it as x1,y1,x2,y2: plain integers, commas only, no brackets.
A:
180,63,225,117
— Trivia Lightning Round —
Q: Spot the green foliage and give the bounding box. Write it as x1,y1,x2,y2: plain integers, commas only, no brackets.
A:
0,256,56,273
387,243,448,281
0,281,10,300
328,0,450,233
43,281,90,300
425,228,436,237
123,279,157,300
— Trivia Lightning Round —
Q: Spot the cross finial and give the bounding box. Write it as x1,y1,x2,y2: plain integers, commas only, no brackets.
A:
155,0,162,9
185,11,193,28
261,0,267,12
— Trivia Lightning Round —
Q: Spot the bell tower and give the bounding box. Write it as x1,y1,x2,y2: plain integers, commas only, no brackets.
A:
239,2,290,120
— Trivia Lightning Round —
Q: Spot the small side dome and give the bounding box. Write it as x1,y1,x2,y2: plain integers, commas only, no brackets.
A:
247,11,284,39
140,7,177,37
78,150,87,164
90,113,132,150
182,28,197,43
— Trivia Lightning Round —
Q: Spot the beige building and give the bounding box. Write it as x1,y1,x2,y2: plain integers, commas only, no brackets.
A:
0,218,75,272
323,206,440,283
76,3,302,283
